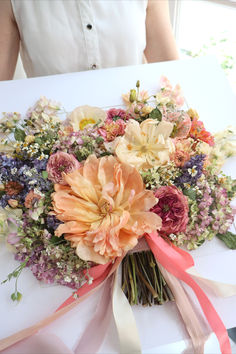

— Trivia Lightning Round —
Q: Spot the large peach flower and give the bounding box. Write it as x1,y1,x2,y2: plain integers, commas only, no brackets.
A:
52,155,161,264
115,119,175,170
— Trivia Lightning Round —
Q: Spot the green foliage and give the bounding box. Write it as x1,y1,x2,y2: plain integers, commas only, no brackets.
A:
148,107,162,121
216,231,236,249
1,257,29,302
183,188,197,201
181,36,235,75
42,171,48,179
14,128,26,142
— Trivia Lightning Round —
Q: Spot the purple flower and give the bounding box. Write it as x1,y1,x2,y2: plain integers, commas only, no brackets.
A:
175,154,205,187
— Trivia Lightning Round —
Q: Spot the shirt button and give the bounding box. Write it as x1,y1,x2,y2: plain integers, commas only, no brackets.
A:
87,24,92,30
91,64,97,70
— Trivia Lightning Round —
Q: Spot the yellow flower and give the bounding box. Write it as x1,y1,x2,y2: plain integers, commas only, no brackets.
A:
52,155,161,264
67,105,106,131
115,119,175,170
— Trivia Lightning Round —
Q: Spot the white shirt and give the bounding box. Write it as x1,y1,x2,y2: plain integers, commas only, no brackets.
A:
11,0,148,78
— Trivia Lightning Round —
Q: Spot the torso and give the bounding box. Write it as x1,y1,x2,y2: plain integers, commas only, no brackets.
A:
11,0,148,77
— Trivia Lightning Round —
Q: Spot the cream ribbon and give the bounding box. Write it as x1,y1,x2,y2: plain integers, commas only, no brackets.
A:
187,267,236,297
112,269,142,354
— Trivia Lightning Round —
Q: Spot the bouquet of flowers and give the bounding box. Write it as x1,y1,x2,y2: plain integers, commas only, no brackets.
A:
0,77,236,352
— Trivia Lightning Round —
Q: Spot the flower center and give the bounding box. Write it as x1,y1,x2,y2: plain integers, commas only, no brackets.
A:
79,118,96,130
100,201,113,215
140,145,148,153
162,204,170,212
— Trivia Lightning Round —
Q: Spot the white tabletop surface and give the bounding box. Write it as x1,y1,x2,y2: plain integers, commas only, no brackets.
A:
0,56,236,353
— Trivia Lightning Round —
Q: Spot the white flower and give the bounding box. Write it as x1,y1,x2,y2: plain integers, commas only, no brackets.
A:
66,105,106,131
115,119,175,170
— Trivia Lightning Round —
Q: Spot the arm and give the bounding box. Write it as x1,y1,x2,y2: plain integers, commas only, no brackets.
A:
0,0,20,80
144,0,179,63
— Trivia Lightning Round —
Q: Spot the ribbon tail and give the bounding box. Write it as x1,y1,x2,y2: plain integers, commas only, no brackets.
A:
74,276,113,354
187,267,236,298
159,263,207,354
1,333,74,354
112,268,142,354
0,261,116,352
146,232,232,354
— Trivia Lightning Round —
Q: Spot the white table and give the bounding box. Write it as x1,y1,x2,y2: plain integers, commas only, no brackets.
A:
0,56,236,353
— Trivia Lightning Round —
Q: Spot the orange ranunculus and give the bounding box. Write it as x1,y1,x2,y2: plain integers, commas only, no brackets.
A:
52,155,162,264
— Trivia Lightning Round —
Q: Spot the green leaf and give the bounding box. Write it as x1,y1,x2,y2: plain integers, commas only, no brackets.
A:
216,231,236,249
49,235,65,245
42,171,48,179
35,137,42,144
149,107,162,121
183,188,196,200
14,128,26,142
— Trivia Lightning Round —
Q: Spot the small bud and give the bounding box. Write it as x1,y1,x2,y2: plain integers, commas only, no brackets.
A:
134,106,140,114
129,89,137,103
187,108,199,121
141,105,153,115
136,80,140,88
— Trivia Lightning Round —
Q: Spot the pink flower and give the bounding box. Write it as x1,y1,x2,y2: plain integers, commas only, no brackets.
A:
47,151,80,185
98,119,126,142
171,150,190,167
162,110,191,138
106,108,132,121
151,186,189,235
24,190,41,208
159,76,185,108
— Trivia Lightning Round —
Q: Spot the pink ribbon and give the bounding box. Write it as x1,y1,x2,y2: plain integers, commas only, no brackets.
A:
145,232,231,354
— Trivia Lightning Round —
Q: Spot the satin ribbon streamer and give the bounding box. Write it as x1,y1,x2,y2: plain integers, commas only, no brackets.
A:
0,233,234,354
146,232,232,354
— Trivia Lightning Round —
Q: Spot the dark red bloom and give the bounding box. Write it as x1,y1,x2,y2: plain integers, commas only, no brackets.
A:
151,186,189,235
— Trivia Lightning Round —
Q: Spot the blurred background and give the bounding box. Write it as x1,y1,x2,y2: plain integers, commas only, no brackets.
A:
15,0,236,95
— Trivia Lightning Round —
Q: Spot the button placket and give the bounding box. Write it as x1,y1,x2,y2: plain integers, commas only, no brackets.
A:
78,0,101,70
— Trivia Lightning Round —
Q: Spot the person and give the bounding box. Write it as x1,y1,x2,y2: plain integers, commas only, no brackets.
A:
0,0,179,80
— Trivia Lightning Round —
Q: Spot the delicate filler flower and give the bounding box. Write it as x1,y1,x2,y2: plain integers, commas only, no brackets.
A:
52,155,162,264
151,186,189,235
66,106,106,131
115,119,175,170
46,151,80,185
